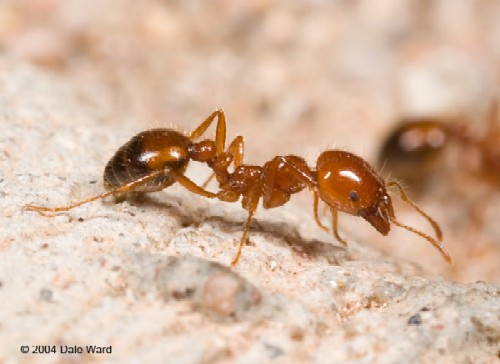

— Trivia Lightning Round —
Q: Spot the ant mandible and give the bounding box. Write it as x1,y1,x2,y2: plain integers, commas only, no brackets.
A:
25,110,452,266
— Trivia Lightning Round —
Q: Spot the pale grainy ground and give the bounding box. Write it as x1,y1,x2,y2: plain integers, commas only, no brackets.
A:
0,1,500,363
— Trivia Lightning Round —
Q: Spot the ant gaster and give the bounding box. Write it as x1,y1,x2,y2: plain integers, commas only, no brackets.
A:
25,110,452,266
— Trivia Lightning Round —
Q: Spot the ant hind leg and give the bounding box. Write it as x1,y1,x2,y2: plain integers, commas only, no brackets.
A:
230,189,260,267
24,170,164,217
314,191,329,233
230,209,255,267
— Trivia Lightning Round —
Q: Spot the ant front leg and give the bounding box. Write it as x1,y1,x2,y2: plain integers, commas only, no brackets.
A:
24,170,164,216
277,156,346,243
227,135,244,167
329,208,348,246
202,135,245,188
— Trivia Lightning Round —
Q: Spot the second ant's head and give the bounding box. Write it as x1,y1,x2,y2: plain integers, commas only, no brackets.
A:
377,120,449,194
316,150,393,235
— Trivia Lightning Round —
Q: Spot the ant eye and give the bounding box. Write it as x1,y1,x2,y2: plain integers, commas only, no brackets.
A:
349,190,359,202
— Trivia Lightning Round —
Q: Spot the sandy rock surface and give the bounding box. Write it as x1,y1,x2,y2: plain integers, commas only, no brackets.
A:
1,58,499,363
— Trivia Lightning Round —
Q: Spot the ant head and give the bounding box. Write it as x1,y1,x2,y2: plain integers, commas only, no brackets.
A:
382,120,448,155
316,150,393,235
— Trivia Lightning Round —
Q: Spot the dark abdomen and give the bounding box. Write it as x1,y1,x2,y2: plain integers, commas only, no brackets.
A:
103,129,190,192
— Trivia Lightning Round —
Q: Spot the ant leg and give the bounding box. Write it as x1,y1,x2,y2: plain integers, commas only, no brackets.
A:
330,208,348,246
231,189,260,267
24,170,164,216
278,157,316,188
201,173,216,189
168,170,217,198
201,135,244,188
227,135,244,167
230,208,255,267
313,191,329,233
276,156,327,228
189,109,226,154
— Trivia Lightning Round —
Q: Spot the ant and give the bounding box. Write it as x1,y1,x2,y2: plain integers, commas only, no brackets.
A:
377,100,500,282
378,100,500,195
377,118,458,196
25,110,452,266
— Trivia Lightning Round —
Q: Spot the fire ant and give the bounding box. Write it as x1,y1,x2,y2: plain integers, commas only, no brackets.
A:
25,110,451,266
378,100,500,195
377,118,457,196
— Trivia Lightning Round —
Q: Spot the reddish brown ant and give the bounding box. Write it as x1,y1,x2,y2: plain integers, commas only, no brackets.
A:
25,110,451,266
208,149,450,265
378,100,500,194
377,101,500,281
377,118,451,194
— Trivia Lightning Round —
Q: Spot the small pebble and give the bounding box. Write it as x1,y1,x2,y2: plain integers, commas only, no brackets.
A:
40,288,53,302
408,313,422,326
202,272,240,316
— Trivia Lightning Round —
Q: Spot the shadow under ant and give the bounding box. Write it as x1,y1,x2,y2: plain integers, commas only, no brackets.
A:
117,192,350,266
99,193,353,265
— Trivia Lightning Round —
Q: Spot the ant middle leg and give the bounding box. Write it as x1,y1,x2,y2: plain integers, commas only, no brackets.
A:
227,135,244,167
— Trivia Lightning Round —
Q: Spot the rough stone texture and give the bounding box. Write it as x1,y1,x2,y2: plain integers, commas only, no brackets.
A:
0,58,499,364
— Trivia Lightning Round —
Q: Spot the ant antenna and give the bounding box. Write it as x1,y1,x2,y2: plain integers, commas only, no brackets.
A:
386,181,451,264
386,181,442,241
389,216,452,264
